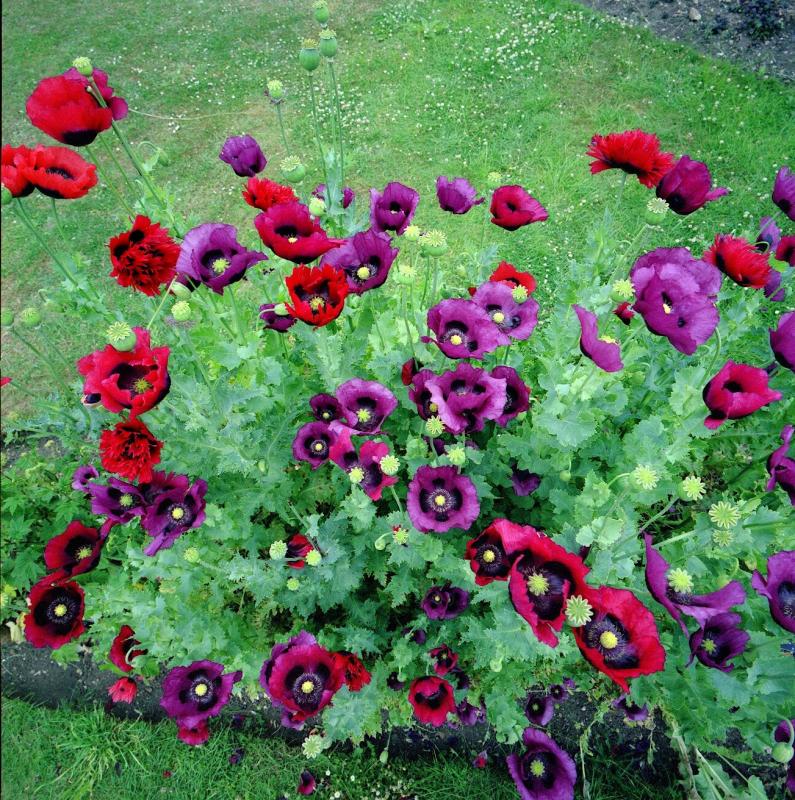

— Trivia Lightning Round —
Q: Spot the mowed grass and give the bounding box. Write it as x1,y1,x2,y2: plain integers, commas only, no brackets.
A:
1,0,793,416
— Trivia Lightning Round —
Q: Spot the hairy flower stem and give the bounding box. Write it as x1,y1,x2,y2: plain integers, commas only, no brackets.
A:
96,135,138,199
389,485,404,515
401,293,418,363
705,325,722,379
639,498,677,536
179,328,216,405
275,103,290,151
227,283,246,344
327,60,344,186
146,280,176,329
307,79,329,189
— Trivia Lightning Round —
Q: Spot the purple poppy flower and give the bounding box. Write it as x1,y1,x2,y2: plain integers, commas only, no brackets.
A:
403,627,427,644
219,134,267,177
766,426,795,505
424,298,509,360
313,183,354,209
764,270,785,303
408,465,480,533
387,672,405,691
632,246,722,297
335,378,397,434
408,369,441,420
655,155,727,215
572,305,623,372
292,421,337,469
688,612,749,672
457,699,486,726
421,584,470,620
758,216,782,253
773,166,795,222
436,176,484,214
160,660,242,729
259,303,295,332
72,464,98,493
752,551,795,634
774,719,795,794
425,363,506,435
472,281,539,341
506,728,577,800
229,747,245,765
524,691,555,726
140,472,208,556
88,478,145,523
490,366,531,426
297,770,316,796
450,667,470,691
176,222,268,295
770,311,795,372
309,393,342,423
549,678,575,704
328,426,397,501
644,533,746,635
370,181,419,235
612,694,649,722
511,467,541,497
321,228,398,294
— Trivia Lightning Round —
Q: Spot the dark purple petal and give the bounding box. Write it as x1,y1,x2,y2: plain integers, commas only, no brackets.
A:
573,305,623,372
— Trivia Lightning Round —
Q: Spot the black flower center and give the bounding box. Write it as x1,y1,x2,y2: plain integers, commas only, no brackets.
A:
36,589,79,629
45,166,73,180
582,614,639,669
289,668,328,709
777,581,795,618
476,542,506,576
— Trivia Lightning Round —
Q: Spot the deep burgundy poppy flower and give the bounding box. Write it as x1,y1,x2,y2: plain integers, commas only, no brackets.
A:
573,586,666,692
436,176,484,214
425,363,506,435
655,155,727,215
524,691,555,726
1,144,34,197
407,465,479,533
370,181,419,235
421,584,470,620
309,393,342,423
407,369,440,420
77,327,170,417
43,520,105,581
297,770,317,796
770,311,795,372
425,298,509,360
25,579,85,649
401,357,421,387
286,534,314,569
491,366,531,427
99,418,163,483
752,551,795,634
776,235,795,266
387,672,405,691
259,303,296,332
404,626,427,644
489,261,537,294
160,660,242,729
506,728,577,800
108,676,138,704
312,183,355,209
219,134,266,177
490,185,548,230
292,421,337,469
108,215,180,297
688,612,749,673
408,676,456,727
702,360,782,430
472,281,539,342
109,625,145,673
328,427,398,501
321,228,398,294
228,747,245,765
587,129,674,188
285,263,349,326
772,166,795,221
259,631,345,729
429,644,458,676
140,472,208,556
333,651,372,691
774,719,795,794
465,518,537,586
88,477,145,522
176,222,267,295
508,527,589,648
549,678,575,704
71,464,98,493
612,695,648,722
643,533,746,635
704,234,772,289
242,176,298,211
613,302,635,324
335,378,397,434
25,145,97,199
26,68,127,146
255,201,344,264
177,720,210,746
572,305,623,372
511,467,541,497
766,425,795,505
457,699,486,726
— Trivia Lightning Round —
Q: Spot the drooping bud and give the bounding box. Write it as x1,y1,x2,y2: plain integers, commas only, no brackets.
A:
319,28,337,58
273,302,290,316
772,742,795,764
170,281,192,300
299,40,321,72
105,321,136,351
72,57,93,76
19,307,42,328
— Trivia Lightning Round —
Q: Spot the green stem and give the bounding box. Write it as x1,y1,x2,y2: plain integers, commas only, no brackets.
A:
430,258,440,305
49,198,69,247
227,283,246,343
275,103,290,151
705,326,723,379
639,498,677,534
657,527,698,549
389,485,403,515
307,78,329,188
371,297,387,350
401,292,418,363
97,135,138,198
328,60,344,186
85,144,135,218
146,281,175,329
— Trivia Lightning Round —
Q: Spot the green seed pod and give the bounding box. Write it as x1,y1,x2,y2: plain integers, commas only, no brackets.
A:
0,309,14,327
72,56,93,76
772,742,794,764
105,321,137,351
314,1,330,24
281,156,307,183
319,29,337,58
267,79,285,101
171,301,191,321
19,307,41,327
308,196,326,216
299,41,321,72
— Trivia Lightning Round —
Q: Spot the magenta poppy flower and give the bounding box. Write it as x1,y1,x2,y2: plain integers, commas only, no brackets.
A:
88,477,145,523
407,465,479,533
292,421,337,469
297,770,317,795
572,305,623,372
758,216,782,253
335,378,397,434
309,393,343,423
752,551,795,634
139,471,208,556
424,298,509,360
436,176,484,214
506,728,577,800
259,303,296,332
313,183,354,209
328,427,397,501
612,694,649,722
429,644,458,676
764,271,786,303
255,202,344,263
426,363,506,435
490,185,548,230
71,464,98,492
472,281,539,341
655,155,727,215
160,660,242,730
421,584,470,620
219,134,267,177
702,360,782,429
776,235,795,266
490,366,530,426
766,425,795,505
407,676,456,726
688,612,749,673
770,311,795,372
321,228,398,294
511,467,541,497
370,181,419,235
407,369,440,420
772,166,795,221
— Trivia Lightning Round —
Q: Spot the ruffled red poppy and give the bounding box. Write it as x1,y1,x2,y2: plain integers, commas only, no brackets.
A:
242,177,298,211
25,145,97,199
285,263,349,326
490,185,548,231
333,651,372,691
43,520,105,581
286,534,314,569
99,418,163,483
573,586,666,692
407,676,456,727
587,129,674,188
255,202,344,264
109,625,146,673
703,234,772,289
24,579,85,649
1,144,35,197
108,215,180,296
108,676,138,703
490,261,537,294
77,327,170,417
465,518,538,586
429,645,458,677
26,68,127,147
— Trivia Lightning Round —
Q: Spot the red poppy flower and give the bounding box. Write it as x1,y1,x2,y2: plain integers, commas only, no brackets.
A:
286,534,314,569
0,377,11,388
77,327,170,417
24,145,97,200
24,579,85,649
587,129,674,188
1,144,34,197
109,625,146,673
407,676,456,727
100,418,163,483
429,645,458,677
108,676,138,704
255,202,345,263
489,261,537,294
333,651,372,692
43,520,105,581
177,720,210,746
613,302,635,325
703,234,772,289
401,357,420,386
702,360,782,430
465,518,538,586
109,215,180,296
242,177,298,211
490,185,548,231
26,68,127,147
285,263,349,326
573,586,665,692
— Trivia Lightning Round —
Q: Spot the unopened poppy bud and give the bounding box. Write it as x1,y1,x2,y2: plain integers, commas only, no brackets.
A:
374,533,389,551
489,657,502,672
486,171,503,189
305,549,322,567
308,196,326,216
19,307,41,328
269,540,288,560
447,446,466,467
72,57,93,76
105,321,136,351
171,301,191,321
379,454,400,476
313,0,330,24
157,149,171,166
772,742,794,764
420,229,448,256
0,309,14,327
319,29,337,58
403,225,421,242
281,156,306,183
1,186,12,206
299,40,321,72
559,470,571,483
286,577,300,591
266,79,285,101
183,547,201,564
170,281,192,300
